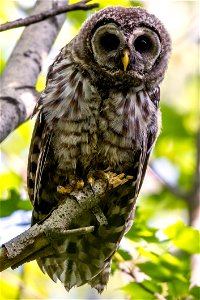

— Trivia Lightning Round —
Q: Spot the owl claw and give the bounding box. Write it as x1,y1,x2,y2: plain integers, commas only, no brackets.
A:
57,179,84,194
87,171,110,192
107,171,134,188
87,170,133,191
57,172,133,195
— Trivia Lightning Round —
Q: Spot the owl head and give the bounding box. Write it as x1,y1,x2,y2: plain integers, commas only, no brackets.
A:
75,6,171,89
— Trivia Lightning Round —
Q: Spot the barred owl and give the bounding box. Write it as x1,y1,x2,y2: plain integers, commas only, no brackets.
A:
27,6,171,293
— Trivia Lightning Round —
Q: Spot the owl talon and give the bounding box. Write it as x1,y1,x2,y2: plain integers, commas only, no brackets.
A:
107,171,134,188
57,179,84,194
57,185,73,194
87,170,110,191
87,170,133,191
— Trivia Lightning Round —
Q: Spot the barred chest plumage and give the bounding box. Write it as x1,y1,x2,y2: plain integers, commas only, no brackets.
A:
41,61,160,175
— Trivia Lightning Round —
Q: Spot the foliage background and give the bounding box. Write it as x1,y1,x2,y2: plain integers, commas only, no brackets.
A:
0,0,199,299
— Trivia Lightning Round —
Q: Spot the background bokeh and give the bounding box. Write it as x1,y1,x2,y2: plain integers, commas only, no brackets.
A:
0,0,199,299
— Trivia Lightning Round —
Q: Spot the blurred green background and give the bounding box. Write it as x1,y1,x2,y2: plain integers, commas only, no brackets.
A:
0,0,199,299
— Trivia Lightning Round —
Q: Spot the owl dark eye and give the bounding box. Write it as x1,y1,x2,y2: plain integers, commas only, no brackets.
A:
100,33,120,51
134,35,152,53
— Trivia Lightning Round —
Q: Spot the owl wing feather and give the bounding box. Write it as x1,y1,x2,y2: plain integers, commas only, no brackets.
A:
27,113,46,205
27,112,58,223
136,89,160,193
33,118,52,206
137,130,157,194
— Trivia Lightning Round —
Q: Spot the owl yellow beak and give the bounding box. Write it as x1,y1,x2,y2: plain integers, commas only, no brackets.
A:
122,49,130,71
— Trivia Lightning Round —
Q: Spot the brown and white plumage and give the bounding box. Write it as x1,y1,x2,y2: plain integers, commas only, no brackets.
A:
27,6,171,293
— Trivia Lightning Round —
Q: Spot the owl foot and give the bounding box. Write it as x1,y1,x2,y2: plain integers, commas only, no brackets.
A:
87,170,110,188
87,170,133,191
106,171,134,189
57,178,84,194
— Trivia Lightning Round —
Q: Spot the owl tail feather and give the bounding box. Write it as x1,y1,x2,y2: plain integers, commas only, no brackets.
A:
89,258,112,294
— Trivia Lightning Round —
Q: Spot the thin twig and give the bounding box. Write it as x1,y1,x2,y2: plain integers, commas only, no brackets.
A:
0,0,99,32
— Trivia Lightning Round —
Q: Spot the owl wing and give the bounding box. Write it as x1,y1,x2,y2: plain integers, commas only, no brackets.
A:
27,45,79,223
27,113,50,204
27,111,60,224
137,130,157,194
137,88,160,193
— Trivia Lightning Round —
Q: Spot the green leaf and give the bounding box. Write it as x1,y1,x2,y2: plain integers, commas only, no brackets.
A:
142,280,162,294
98,0,133,9
0,172,22,196
121,282,155,299
125,208,159,243
167,278,189,297
117,248,132,261
190,286,200,298
137,247,159,263
138,261,172,281
0,189,32,217
164,221,200,254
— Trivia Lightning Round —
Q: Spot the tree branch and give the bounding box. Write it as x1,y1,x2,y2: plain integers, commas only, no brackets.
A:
0,179,135,272
0,0,98,143
0,1,99,32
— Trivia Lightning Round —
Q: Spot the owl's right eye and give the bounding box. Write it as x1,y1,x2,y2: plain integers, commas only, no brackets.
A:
100,33,120,51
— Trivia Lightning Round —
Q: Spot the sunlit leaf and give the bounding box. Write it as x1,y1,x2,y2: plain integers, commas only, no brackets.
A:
190,285,200,299
164,221,200,254
117,249,132,261
0,189,32,217
0,172,22,195
167,278,189,298
137,247,159,263
138,261,172,281
1,119,33,156
0,278,18,299
142,280,162,294
121,282,155,299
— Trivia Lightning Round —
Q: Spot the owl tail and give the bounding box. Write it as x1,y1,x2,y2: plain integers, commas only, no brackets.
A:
89,258,112,294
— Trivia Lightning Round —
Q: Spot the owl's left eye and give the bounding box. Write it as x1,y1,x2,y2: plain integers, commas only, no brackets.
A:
134,35,152,53
100,33,120,51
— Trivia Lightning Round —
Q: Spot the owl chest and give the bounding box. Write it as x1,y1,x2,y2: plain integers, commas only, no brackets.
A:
96,90,158,169
52,116,98,171
52,89,157,172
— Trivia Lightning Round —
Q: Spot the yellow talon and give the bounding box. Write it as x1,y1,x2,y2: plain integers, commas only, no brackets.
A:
88,176,95,187
87,171,134,190
57,179,84,194
76,179,84,190
87,171,109,188
106,172,134,188
57,185,73,194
